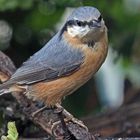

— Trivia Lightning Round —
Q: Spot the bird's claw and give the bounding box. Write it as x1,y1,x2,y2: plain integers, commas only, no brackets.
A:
66,117,88,131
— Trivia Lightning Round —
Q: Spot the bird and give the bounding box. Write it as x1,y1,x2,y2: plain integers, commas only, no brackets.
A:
0,6,108,126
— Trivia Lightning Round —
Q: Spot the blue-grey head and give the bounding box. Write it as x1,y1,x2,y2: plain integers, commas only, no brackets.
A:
61,6,107,42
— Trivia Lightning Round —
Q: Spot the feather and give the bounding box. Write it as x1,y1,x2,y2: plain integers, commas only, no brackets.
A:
0,32,84,89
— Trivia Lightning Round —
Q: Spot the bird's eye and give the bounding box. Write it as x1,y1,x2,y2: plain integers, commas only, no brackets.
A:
98,15,102,22
67,20,86,27
76,20,83,26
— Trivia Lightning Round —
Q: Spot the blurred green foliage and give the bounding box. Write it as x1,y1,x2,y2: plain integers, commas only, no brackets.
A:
0,0,140,116
0,0,34,11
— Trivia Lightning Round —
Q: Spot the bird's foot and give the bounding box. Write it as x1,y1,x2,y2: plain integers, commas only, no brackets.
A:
55,104,88,131
63,109,88,131
69,117,88,131
31,106,47,117
53,106,74,139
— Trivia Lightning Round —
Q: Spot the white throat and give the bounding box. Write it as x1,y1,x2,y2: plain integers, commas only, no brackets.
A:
67,25,90,38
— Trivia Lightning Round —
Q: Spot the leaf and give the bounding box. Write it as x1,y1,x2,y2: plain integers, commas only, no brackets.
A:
1,122,19,140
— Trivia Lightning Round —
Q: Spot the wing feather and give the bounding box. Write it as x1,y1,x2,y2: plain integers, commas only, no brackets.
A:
8,33,84,86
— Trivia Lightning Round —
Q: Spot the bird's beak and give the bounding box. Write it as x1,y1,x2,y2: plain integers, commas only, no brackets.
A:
91,21,101,28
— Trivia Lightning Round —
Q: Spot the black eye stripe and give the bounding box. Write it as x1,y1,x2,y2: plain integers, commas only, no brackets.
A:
67,17,102,27
76,20,84,26
87,21,93,26
67,20,74,26
67,20,86,27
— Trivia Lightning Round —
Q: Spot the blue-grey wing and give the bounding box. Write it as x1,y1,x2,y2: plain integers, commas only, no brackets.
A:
9,33,85,85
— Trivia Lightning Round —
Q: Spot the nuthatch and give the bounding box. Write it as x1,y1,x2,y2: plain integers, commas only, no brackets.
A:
0,6,108,119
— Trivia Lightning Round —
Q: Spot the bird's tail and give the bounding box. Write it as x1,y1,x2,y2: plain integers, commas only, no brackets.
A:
0,81,13,95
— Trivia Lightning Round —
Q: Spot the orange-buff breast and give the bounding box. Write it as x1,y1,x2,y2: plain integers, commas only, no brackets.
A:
26,32,108,107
